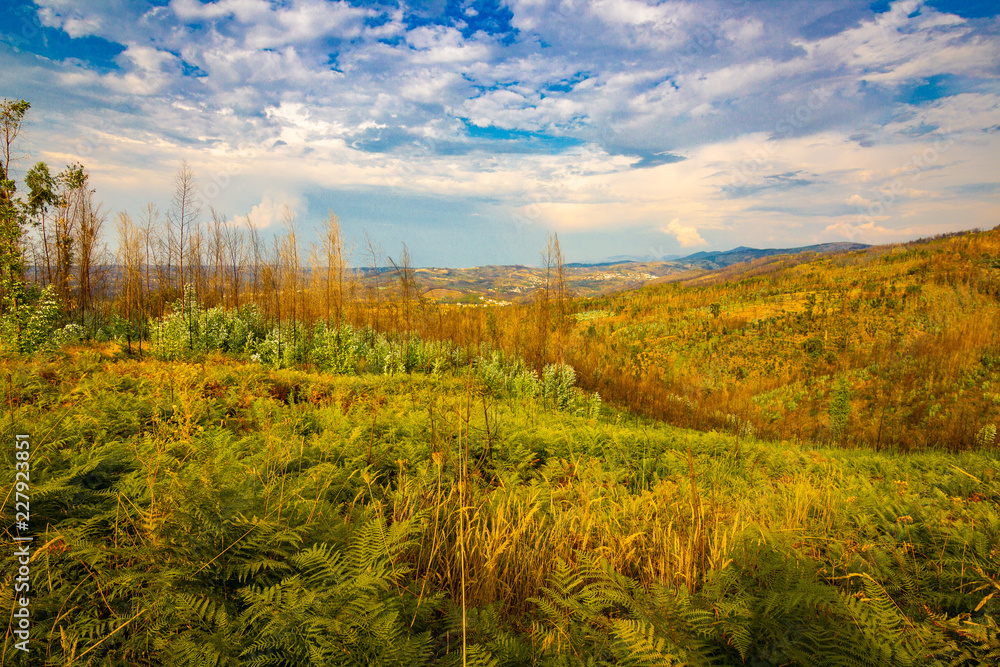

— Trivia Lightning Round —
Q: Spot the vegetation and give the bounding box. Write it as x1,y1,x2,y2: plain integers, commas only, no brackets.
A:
550,231,1000,452
2,345,998,665
2,96,999,665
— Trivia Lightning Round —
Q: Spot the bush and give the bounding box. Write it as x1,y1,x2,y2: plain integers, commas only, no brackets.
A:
542,362,578,411
150,288,268,359
0,284,63,354
977,423,996,449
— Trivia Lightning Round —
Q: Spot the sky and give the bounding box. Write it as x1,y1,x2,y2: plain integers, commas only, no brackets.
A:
0,0,998,267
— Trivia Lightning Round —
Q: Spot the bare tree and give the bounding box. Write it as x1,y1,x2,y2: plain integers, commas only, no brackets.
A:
551,232,569,328
246,214,263,309
278,205,302,347
51,164,88,306
138,204,164,317
319,210,346,326
549,232,570,361
535,234,554,365
363,230,382,332
115,211,143,354
208,208,227,306
75,192,106,327
223,216,245,308
263,235,281,353
167,160,201,295
388,243,418,334
189,226,206,301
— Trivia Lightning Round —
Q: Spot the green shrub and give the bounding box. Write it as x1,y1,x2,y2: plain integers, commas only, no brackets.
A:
0,284,62,354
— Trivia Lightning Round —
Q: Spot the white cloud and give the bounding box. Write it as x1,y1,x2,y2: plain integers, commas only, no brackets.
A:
663,218,707,247
247,0,374,48
35,0,104,38
794,0,999,84
405,25,491,64
722,18,764,46
6,0,999,262
122,44,177,73
824,219,913,243
399,69,465,105
243,194,301,229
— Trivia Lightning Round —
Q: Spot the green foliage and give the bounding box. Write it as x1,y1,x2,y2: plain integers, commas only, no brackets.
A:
146,291,604,414
0,283,63,354
943,614,1000,666
528,556,631,660
830,376,852,442
25,161,60,219
236,516,431,666
976,423,996,449
150,287,268,358
1,99,31,298
542,362,588,414
802,335,824,360
555,228,1000,451
475,350,540,399
2,345,997,666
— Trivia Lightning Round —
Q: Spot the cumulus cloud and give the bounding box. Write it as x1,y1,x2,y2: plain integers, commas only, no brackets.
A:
244,194,301,229
663,218,707,248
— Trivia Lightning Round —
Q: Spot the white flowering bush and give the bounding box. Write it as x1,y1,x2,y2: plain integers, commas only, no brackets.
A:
150,287,268,359
542,362,578,411
252,321,311,368
474,351,540,399
976,423,996,449
53,322,85,345
143,293,602,414
311,323,363,374
587,391,603,419
1,284,63,354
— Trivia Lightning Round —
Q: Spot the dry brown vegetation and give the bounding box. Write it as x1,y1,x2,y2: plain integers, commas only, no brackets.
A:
12,159,1000,452
413,228,1000,452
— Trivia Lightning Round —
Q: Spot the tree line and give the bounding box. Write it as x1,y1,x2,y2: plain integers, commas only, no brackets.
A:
0,97,572,362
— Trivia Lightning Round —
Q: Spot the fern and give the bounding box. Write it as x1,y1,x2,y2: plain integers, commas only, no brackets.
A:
234,515,430,666
942,614,1000,666
528,556,636,662
610,619,686,667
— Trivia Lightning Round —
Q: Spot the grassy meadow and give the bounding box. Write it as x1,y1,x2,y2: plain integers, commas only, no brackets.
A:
2,332,998,665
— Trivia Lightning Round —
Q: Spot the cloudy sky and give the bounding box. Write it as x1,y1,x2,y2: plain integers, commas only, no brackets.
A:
1,0,998,266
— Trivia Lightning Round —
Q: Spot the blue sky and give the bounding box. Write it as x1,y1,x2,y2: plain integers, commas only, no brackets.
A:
1,0,998,266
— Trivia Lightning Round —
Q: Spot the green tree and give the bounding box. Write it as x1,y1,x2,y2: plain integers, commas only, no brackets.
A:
25,161,60,285
0,98,31,306
829,377,852,443
53,163,89,304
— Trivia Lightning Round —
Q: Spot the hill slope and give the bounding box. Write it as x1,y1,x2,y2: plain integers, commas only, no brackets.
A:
678,241,869,268
491,229,1000,451
408,243,871,303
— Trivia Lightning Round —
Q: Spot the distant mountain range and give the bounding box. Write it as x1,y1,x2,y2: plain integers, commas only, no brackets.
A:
573,242,869,268
678,242,870,267
590,254,683,264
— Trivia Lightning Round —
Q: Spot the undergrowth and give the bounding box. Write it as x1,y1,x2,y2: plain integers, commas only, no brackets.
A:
2,345,997,665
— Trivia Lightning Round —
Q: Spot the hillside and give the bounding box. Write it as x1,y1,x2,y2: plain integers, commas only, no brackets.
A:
678,242,869,269
406,243,870,303
431,228,1000,452
552,229,1000,451
411,262,677,303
